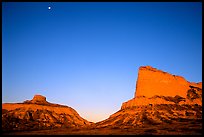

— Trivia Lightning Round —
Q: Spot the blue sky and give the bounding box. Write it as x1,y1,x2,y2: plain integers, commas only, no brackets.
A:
2,2,202,122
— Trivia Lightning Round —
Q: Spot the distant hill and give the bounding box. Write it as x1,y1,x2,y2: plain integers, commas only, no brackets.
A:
2,95,92,132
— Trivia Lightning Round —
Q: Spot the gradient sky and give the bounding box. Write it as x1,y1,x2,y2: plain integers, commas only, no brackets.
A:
2,2,202,122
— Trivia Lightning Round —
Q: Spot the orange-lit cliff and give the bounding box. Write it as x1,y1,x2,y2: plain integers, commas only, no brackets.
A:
96,66,202,131
135,66,201,98
121,66,202,108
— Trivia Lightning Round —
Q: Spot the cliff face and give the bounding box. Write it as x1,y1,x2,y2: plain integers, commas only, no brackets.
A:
2,95,92,132
96,66,202,132
122,66,202,109
135,66,201,98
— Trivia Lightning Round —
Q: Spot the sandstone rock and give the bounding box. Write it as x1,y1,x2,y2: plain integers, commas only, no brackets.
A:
32,94,46,103
2,66,202,134
23,94,49,105
122,66,202,109
121,96,175,109
135,66,196,98
96,103,202,129
96,66,202,130
2,95,92,132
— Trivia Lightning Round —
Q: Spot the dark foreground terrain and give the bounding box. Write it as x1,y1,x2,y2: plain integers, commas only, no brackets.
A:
2,119,202,135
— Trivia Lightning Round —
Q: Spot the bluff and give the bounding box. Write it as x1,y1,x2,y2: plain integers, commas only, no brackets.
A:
122,66,202,108
95,66,202,134
135,66,201,98
2,95,92,132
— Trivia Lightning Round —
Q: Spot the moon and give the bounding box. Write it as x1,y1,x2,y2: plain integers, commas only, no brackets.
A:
48,6,51,10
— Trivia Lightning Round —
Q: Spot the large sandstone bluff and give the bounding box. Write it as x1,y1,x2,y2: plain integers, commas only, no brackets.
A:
96,66,202,133
2,95,92,132
136,66,202,97
122,66,202,108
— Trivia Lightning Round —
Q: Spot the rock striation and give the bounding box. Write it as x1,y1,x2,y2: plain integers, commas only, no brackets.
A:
121,66,202,108
95,66,202,133
2,95,92,132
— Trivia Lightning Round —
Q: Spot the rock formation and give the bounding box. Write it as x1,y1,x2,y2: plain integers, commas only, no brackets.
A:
2,94,92,132
31,94,47,103
122,66,202,108
135,66,201,98
2,66,202,135
95,66,202,134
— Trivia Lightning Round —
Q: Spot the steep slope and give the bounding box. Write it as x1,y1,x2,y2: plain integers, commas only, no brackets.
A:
2,95,92,132
95,66,202,133
135,66,202,98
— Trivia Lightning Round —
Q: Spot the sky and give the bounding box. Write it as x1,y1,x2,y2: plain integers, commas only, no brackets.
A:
2,2,202,122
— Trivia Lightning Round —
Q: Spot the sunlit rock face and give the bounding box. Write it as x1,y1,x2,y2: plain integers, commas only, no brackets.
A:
122,66,202,108
2,95,92,132
96,66,202,132
96,103,202,130
135,66,201,98
21,94,50,105
31,94,47,103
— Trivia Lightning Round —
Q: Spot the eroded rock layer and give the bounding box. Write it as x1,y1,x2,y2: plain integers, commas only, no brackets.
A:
96,66,202,133
2,95,92,132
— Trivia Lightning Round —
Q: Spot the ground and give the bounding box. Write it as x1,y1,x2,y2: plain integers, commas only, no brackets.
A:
2,120,202,135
